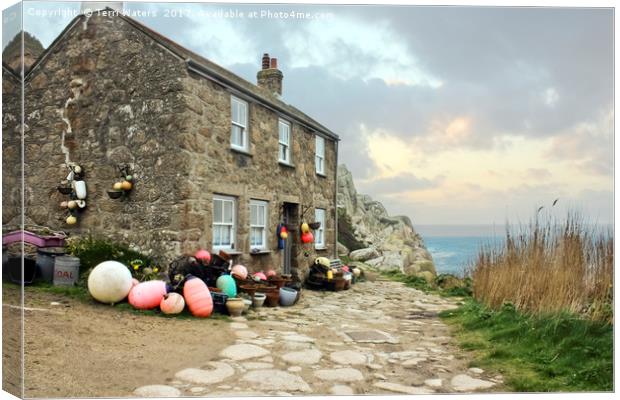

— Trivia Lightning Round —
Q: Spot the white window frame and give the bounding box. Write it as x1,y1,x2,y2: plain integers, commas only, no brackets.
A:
314,208,326,249
278,119,291,164
212,195,236,251
249,200,268,251
231,96,249,151
315,135,325,175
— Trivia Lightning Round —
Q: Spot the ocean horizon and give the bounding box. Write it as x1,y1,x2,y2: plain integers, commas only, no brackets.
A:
416,224,613,277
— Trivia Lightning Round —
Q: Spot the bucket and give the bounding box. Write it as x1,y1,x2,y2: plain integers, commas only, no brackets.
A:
53,256,80,286
36,247,66,283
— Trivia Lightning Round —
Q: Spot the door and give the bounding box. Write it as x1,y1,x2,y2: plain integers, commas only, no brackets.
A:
282,203,299,276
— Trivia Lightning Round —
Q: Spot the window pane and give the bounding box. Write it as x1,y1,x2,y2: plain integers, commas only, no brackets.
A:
223,201,233,223
221,226,231,246
250,204,257,225
213,225,221,246
213,200,222,223
239,102,247,126
257,227,264,246
258,205,265,225
231,125,240,146
232,100,238,123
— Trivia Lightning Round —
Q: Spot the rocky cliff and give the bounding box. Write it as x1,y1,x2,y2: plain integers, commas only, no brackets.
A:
337,165,436,280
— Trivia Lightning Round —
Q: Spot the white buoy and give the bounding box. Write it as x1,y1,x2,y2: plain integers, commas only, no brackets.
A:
87,261,133,304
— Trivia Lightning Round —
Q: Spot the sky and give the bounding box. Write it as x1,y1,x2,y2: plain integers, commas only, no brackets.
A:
5,1,614,226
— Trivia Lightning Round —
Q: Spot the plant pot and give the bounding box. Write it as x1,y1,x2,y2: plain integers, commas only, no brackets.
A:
57,185,72,195
107,190,123,199
239,284,258,298
279,287,297,306
308,222,321,230
242,298,252,313
252,293,266,308
267,276,287,289
226,298,245,317
265,291,279,307
333,278,346,291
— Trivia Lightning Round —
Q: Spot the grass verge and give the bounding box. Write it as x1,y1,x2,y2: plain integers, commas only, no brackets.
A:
440,299,613,392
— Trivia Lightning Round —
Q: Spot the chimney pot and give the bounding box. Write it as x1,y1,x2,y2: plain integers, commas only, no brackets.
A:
257,53,283,96
261,53,270,70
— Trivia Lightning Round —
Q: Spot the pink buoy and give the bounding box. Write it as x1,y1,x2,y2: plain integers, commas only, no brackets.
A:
253,272,267,281
265,269,277,278
131,278,140,287
128,280,168,310
231,264,248,280
183,275,213,317
195,249,211,264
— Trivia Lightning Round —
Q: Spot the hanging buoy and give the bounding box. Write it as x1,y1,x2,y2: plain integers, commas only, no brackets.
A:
73,180,87,199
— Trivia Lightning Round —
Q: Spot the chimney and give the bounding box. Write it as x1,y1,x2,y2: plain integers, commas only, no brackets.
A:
257,53,283,96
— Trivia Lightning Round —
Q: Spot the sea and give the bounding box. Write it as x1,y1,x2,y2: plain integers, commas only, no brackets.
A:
416,223,614,277
415,225,507,277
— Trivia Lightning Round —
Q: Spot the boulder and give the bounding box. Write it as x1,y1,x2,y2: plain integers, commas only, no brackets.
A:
337,164,436,278
337,242,350,256
416,271,435,284
349,247,380,262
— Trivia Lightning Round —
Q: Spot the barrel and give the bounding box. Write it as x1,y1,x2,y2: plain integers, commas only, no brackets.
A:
36,247,66,283
53,256,80,286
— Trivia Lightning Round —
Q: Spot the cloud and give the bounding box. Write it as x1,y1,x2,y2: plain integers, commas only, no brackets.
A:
357,173,444,196
544,109,613,176
282,16,441,87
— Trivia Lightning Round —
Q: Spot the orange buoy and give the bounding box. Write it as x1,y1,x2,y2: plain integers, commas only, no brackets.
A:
183,275,213,317
160,292,185,315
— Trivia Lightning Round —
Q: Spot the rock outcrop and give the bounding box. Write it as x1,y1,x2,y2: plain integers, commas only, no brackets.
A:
337,165,436,279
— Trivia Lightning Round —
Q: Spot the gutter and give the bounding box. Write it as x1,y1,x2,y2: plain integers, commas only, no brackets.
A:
186,58,340,142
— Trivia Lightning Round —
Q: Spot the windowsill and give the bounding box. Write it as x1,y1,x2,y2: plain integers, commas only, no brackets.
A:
316,172,327,178
215,249,243,255
250,249,272,255
279,161,295,169
314,246,328,251
230,146,253,157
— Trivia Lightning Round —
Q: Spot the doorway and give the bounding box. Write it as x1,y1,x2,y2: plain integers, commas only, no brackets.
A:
282,202,299,278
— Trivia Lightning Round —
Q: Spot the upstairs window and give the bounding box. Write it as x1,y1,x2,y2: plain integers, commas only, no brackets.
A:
250,200,268,250
314,208,326,248
231,96,248,151
213,195,236,251
278,119,291,164
315,135,325,175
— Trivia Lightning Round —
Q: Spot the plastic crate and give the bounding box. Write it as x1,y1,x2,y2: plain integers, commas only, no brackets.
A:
211,291,229,314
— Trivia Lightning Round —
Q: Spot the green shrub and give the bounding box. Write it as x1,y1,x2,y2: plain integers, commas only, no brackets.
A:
66,235,159,283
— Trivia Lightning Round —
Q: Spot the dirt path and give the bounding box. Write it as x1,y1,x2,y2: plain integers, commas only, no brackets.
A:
5,280,503,397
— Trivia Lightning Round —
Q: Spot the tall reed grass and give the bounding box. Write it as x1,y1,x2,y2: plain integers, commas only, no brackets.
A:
472,213,613,323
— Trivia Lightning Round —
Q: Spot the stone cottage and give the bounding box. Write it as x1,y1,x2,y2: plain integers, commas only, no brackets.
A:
2,8,339,281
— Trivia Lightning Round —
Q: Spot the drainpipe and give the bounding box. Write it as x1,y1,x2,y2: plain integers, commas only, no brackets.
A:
333,139,339,259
